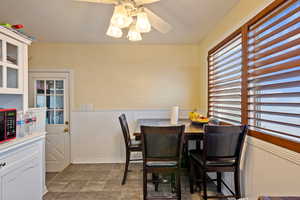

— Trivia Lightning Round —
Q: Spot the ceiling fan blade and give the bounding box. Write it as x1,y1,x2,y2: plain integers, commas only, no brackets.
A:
134,0,160,5
144,8,172,34
75,0,118,4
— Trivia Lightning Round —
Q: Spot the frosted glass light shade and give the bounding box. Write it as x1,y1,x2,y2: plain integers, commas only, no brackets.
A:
127,25,142,41
136,12,151,33
106,25,123,38
110,5,132,28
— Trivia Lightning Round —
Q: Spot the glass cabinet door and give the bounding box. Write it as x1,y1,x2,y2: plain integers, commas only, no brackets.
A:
6,41,19,89
6,67,18,88
0,34,23,93
0,40,3,88
0,66,3,88
6,42,18,65
0,40,2,62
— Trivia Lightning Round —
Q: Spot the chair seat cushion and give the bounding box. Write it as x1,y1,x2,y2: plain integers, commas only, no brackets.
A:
190,152,235,166
146,161,178,167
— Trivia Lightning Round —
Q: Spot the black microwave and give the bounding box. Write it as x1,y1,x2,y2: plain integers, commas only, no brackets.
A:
0,109,17,142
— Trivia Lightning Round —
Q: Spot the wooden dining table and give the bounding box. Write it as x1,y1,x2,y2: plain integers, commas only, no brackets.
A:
133,118,204,140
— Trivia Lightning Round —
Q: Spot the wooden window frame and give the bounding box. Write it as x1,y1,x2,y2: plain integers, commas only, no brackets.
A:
208,0,300,153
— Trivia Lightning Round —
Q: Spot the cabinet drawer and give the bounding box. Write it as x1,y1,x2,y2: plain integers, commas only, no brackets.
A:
0,143,39,171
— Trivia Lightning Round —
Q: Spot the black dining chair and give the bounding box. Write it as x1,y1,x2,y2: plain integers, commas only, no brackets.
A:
192,117,220,154
141,125,185,200
189,125,248,200
119,114,142,185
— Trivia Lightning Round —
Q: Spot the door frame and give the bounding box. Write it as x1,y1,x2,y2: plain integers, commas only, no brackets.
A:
29,68,74,170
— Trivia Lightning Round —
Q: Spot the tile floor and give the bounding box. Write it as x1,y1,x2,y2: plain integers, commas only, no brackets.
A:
44,163,218,200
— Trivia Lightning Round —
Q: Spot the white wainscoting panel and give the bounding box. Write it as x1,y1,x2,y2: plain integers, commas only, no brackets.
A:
70,109,193,163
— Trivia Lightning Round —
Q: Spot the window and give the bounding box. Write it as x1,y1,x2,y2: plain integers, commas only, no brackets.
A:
208,0,300,152
248,0,300,141
208,33,242,125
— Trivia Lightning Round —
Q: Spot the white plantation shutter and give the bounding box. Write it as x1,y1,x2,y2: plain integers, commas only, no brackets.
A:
208,33,242,125
247,0,300,140
208,0,300,151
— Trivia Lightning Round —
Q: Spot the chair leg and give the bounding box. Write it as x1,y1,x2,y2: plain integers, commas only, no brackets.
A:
177,170,181,200
152,173,159,192
234,169,241,199
143,168,147,200
171,174,176,193
202,170,208,200
189,159,195,194
217,172,222,193
122,150,130,185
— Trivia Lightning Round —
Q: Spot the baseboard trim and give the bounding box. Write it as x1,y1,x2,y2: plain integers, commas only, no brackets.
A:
71,158,124,164
43,186,48,195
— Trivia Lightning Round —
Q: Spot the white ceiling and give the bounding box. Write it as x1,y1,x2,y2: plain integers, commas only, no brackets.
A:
0,0,239,44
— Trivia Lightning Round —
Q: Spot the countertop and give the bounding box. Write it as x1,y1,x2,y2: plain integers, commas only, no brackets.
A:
0,132,46,153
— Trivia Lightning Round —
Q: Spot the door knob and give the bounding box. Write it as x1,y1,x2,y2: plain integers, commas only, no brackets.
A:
64,128,69,133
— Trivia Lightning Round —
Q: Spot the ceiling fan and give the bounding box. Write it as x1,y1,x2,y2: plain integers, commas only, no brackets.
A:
76,0,172,41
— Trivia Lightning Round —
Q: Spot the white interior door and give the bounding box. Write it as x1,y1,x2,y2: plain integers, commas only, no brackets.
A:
29,72,70,172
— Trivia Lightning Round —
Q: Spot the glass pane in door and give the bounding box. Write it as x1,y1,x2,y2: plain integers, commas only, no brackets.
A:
47,111,55,124
46,96,56,109
46,80,54,94
6,43,18,65
0,66,2,87
54,111,64,124
36,95,46,108
46,110,64,124
7,67,18,88
55,80,64,89
55,96,64,109
36,80,45,94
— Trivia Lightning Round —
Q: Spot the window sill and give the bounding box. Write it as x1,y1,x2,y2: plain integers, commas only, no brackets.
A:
248,130,300,154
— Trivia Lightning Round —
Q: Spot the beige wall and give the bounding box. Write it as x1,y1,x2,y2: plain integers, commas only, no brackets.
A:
198,0,274,112
29,44,201,110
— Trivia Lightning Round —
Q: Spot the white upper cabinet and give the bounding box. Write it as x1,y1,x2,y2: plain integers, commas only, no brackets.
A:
0,33,25,94
0,27,32,110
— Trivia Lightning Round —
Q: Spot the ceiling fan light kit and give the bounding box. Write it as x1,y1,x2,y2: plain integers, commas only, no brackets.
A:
127,24,142,41
77,0,171,42
110,4,133,28
136,11,151,33
106,24,123,38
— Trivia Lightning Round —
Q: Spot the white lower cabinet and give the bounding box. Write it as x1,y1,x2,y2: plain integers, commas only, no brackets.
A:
0,134,45,200
1,154,41,200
